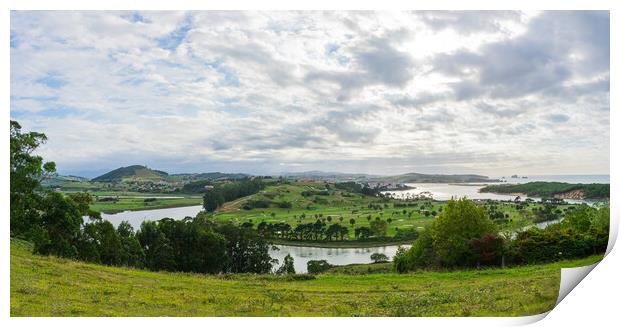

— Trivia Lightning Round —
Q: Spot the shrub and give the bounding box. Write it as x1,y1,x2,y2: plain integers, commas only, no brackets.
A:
307,260,333,274
370,253,389,263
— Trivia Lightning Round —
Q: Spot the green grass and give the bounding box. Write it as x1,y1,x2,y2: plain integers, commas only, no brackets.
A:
90,197,203,214
480,182,610,199
10,239,603,316
210,181,575,239
326,262,394,274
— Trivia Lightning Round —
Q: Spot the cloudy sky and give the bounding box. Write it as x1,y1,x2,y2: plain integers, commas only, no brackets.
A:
10,11,609,177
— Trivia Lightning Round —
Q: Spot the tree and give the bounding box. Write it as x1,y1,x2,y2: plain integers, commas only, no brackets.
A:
431,198,498,267
354,226,371,239
393,228,436,272
563,205,595,233
68,192,101,221
203,190,224,212
349,218,356,226
191,226,228,273
276,254,296,275
369,219,388,237
117,221,145,268
137,221,175,271
32,192,83,258
215,222,275,273
469,234,505,267
92,220,123,265
370,253,389,263
10,120,56,237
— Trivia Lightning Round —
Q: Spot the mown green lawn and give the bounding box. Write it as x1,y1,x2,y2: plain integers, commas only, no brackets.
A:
10,239,603,317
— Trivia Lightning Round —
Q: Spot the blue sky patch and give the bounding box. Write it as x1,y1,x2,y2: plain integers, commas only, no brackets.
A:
157,16,192,51
10,30,19,48
36,74,67,89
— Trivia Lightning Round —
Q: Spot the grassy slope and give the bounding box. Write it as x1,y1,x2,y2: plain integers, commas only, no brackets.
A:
11,239,603,317
92,165,168,182
212,182,572,240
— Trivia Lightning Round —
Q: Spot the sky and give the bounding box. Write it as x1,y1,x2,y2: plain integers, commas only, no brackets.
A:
10,11,610,178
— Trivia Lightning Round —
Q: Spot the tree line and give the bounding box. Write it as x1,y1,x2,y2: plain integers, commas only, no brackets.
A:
247,216,418,243
394,198,609,272
480,182,610,199
202,178,265,212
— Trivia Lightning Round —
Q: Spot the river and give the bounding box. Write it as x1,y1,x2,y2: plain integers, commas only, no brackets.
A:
100,205,204,229
385,174,608,204
385,183,518,201
269,244,408,273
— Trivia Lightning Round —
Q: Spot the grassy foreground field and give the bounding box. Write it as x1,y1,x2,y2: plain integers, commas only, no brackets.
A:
11,239,602,317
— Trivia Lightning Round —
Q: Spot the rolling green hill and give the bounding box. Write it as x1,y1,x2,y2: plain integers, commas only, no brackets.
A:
10,239,602,316
480,182,610,199
91,165,169,182
41,175,90,184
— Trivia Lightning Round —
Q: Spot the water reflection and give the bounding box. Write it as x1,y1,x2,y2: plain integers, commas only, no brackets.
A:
269,244,410,273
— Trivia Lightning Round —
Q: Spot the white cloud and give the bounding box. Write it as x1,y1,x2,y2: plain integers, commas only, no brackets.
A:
10,11,609,177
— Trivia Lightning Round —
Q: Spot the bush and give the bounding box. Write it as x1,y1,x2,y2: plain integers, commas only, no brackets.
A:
370,253,389,263
394,229,437,272
284,274,316,281
394,228,419,241
307,260,333,274
242,199,271,210
277,201,293,209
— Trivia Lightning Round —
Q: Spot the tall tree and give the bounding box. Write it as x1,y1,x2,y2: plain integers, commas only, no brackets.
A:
276,254,296,275
10,120,56,237
431,198,498,267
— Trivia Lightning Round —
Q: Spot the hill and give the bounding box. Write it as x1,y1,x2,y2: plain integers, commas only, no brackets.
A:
480,182,610,199
280,171,499,183
371,173,500,184
172,172,249,181
282,171,376,181
10,238,601,316
41,174,90,185
91,165,169,182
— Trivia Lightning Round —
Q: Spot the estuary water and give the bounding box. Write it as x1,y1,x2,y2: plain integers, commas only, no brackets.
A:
269,244,408,273
385,174,609,203
101,205,204,229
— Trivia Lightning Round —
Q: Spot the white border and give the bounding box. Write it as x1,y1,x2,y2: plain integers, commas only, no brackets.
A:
2,1,616,326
